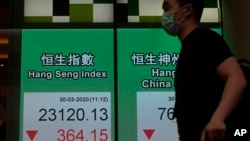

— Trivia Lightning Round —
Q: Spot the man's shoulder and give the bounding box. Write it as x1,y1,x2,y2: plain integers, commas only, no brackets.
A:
184,28,215,43
190,27,223,44
195,27,221,37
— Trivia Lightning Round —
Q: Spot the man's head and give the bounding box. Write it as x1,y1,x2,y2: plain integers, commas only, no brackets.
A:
177,0,204,22
162,0,204,23
161,0,204,38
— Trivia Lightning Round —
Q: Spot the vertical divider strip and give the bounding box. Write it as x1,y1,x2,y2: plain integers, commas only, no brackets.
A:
113,0,118,141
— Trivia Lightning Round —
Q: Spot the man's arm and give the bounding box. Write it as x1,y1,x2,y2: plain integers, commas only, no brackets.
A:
201,56,247,141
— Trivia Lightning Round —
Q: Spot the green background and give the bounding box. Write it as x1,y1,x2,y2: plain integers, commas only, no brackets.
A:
20,28,222,141
117,28,222,141
20,29,115,141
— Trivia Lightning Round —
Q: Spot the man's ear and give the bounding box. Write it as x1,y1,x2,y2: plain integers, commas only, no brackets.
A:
183,4,193,16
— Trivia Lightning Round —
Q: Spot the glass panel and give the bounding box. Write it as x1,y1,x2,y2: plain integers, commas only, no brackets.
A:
24,0,114,23
117,0,220,23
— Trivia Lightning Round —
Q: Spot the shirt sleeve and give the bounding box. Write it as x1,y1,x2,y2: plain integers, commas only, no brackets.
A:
207,35,234,70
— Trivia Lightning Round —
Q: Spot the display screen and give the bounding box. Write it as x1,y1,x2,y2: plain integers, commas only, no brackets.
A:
22,0,219,24
24,0,114,23
19,28,222,141
117,28,222,141
20,29,114,141
9,1,224,141
117,0,219,23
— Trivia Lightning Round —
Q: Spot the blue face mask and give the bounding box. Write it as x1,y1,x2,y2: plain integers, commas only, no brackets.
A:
161,7,185,36
161,11,180,36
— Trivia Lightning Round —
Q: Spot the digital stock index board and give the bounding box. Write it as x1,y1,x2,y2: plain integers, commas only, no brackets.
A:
18,28,221,141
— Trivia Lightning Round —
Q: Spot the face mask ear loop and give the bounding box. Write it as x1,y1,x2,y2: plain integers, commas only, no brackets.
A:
178,16,186,24
175,6,188,24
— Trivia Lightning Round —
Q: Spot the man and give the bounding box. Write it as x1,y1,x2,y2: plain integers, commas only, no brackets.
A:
161,0,247,141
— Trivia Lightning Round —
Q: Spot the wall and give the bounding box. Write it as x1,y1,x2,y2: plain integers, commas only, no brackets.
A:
221,0,250,60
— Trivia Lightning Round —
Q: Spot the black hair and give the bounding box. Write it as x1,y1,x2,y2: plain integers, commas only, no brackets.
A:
177,0,204,22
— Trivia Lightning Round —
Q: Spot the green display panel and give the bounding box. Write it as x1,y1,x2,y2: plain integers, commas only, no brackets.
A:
117,28,222,141
20,29,114,141
117,0,220,23
24,0,113,23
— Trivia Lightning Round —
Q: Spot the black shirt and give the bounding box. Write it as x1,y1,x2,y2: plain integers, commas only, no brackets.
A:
174,27,233,134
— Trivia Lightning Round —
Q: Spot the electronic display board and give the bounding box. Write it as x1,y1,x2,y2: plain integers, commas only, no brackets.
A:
24,0,114,23
20,29,114,141
117,0,219,23
8,1,224,141
117,28,222,141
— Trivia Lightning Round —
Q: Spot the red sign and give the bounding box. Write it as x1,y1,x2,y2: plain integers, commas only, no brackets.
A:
26,130,38,141
143,129,155,140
